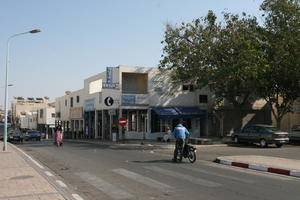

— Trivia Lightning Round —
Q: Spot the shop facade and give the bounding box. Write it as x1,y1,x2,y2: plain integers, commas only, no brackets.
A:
55,65,213,141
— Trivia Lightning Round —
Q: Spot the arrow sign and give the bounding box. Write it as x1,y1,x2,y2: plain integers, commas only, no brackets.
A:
118,117,127,126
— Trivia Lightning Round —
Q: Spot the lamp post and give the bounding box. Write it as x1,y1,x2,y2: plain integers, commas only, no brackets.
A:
3,29,41,151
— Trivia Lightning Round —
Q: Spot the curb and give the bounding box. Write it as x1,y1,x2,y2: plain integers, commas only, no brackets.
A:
214,158,300,178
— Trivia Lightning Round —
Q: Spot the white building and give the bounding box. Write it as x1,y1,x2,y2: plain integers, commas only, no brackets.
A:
55,66,213,141
37,106,56,138
20,112,37,130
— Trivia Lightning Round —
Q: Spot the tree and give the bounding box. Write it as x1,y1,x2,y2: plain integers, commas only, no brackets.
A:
159,11,265,108
258,0,300,128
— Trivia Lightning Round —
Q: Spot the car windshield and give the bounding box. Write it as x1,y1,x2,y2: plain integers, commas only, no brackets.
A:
264,126,280,132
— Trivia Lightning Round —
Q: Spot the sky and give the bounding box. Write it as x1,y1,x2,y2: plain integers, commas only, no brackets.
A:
0,0,264,108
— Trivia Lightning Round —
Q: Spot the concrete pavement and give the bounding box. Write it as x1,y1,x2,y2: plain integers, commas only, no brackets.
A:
0,141,83,200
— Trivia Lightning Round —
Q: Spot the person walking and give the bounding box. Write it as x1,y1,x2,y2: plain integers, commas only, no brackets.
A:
54,125,63,147
172,123,190,162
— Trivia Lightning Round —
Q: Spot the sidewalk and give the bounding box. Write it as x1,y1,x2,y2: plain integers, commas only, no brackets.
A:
0,142,81,200
215,155,300,178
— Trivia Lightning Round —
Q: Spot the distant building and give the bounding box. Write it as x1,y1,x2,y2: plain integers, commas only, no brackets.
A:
11,97,53,130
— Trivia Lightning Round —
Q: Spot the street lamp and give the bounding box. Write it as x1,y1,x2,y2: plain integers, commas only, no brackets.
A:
3,29,41,151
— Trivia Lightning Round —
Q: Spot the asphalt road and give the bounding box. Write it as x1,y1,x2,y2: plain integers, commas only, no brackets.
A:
16,141,300,200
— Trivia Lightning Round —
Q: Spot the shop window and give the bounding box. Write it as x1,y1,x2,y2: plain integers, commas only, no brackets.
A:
161,119,172,132
128,111,137,131
151,111,160,133
138,111,148,132
199,95,208,103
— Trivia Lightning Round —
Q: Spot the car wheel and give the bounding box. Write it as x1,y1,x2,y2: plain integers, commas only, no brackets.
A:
234,136,239,144
260,139,267,148
276,143,283,148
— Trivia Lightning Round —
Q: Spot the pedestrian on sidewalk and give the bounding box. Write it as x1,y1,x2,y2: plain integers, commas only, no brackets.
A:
54,125,63,147
172,123,190,162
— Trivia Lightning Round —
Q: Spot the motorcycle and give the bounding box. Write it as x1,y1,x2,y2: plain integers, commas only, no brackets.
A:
175,143,197,163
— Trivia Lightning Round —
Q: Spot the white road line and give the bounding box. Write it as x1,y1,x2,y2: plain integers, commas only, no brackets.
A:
144,166,222,187
77,172,134,200
14,146,44,169
186,167,254,184
45,171,54,177
72,194,84,200
112,168,173,191
56,180,67,188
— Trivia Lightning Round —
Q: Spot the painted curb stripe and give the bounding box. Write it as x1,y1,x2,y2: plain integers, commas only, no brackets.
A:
220,160,232,166
290,171,300,178
249,164,268,172
268,168,290,176
56,180,67,188
232,162,249,168
215,159,300,178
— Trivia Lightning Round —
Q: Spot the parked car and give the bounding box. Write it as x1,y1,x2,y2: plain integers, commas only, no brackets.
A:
232,124,289,148
8,130,24,143
24,130,41,141
289,124,300,143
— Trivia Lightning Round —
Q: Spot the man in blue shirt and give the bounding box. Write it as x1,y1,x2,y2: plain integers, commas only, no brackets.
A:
172,123,190,162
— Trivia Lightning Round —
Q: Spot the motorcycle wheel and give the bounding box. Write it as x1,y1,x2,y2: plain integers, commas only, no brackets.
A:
188,151,196,163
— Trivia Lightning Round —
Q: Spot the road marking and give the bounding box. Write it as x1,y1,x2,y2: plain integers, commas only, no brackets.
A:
14,146,44,169
112,168,173,191
56,180,67,188
185,167,254,184
72,194,84,200
290,171,300,178
77,172,134,200
45,171,54,177
144,166,222,187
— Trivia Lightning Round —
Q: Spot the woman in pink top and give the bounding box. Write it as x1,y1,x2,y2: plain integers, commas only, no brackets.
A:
54,125,63,147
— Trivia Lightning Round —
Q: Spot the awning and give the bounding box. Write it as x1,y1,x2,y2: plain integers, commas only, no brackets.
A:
151,107,179,119
174,107,205,119
152,107,205,119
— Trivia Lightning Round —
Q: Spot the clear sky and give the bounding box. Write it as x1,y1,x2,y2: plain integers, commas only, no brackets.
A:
0,0,264,107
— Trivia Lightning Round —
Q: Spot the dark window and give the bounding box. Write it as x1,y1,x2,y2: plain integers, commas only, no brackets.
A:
51,113,56,118
70,97,73,107
182,84,194,91
65,100,67,106
40,109,43,118
77,96,80,103
199,95,208,103
182,85,189,91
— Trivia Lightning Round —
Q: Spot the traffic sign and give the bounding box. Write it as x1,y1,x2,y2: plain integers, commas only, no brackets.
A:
104,96,114,106
118,117,127,126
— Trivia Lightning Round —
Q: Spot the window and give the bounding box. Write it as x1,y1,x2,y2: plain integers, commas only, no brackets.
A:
40,109,43,118
182,84,194,91
77,96,80,103
70,97,73,107
65,100,67,106
128,111,137,131
199,95,208,103
51,113,56,118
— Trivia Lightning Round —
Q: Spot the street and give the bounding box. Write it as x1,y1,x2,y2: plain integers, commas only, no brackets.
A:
16,141,300,200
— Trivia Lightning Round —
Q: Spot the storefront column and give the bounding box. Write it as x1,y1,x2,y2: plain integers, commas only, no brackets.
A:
119,108,122,140
95,110,98,139
101,110,105,140
147,108,151,134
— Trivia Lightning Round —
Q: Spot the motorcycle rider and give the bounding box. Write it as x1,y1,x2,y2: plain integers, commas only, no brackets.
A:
172,123,190,162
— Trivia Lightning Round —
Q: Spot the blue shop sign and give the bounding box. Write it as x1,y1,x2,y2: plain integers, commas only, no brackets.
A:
121,95,136,104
